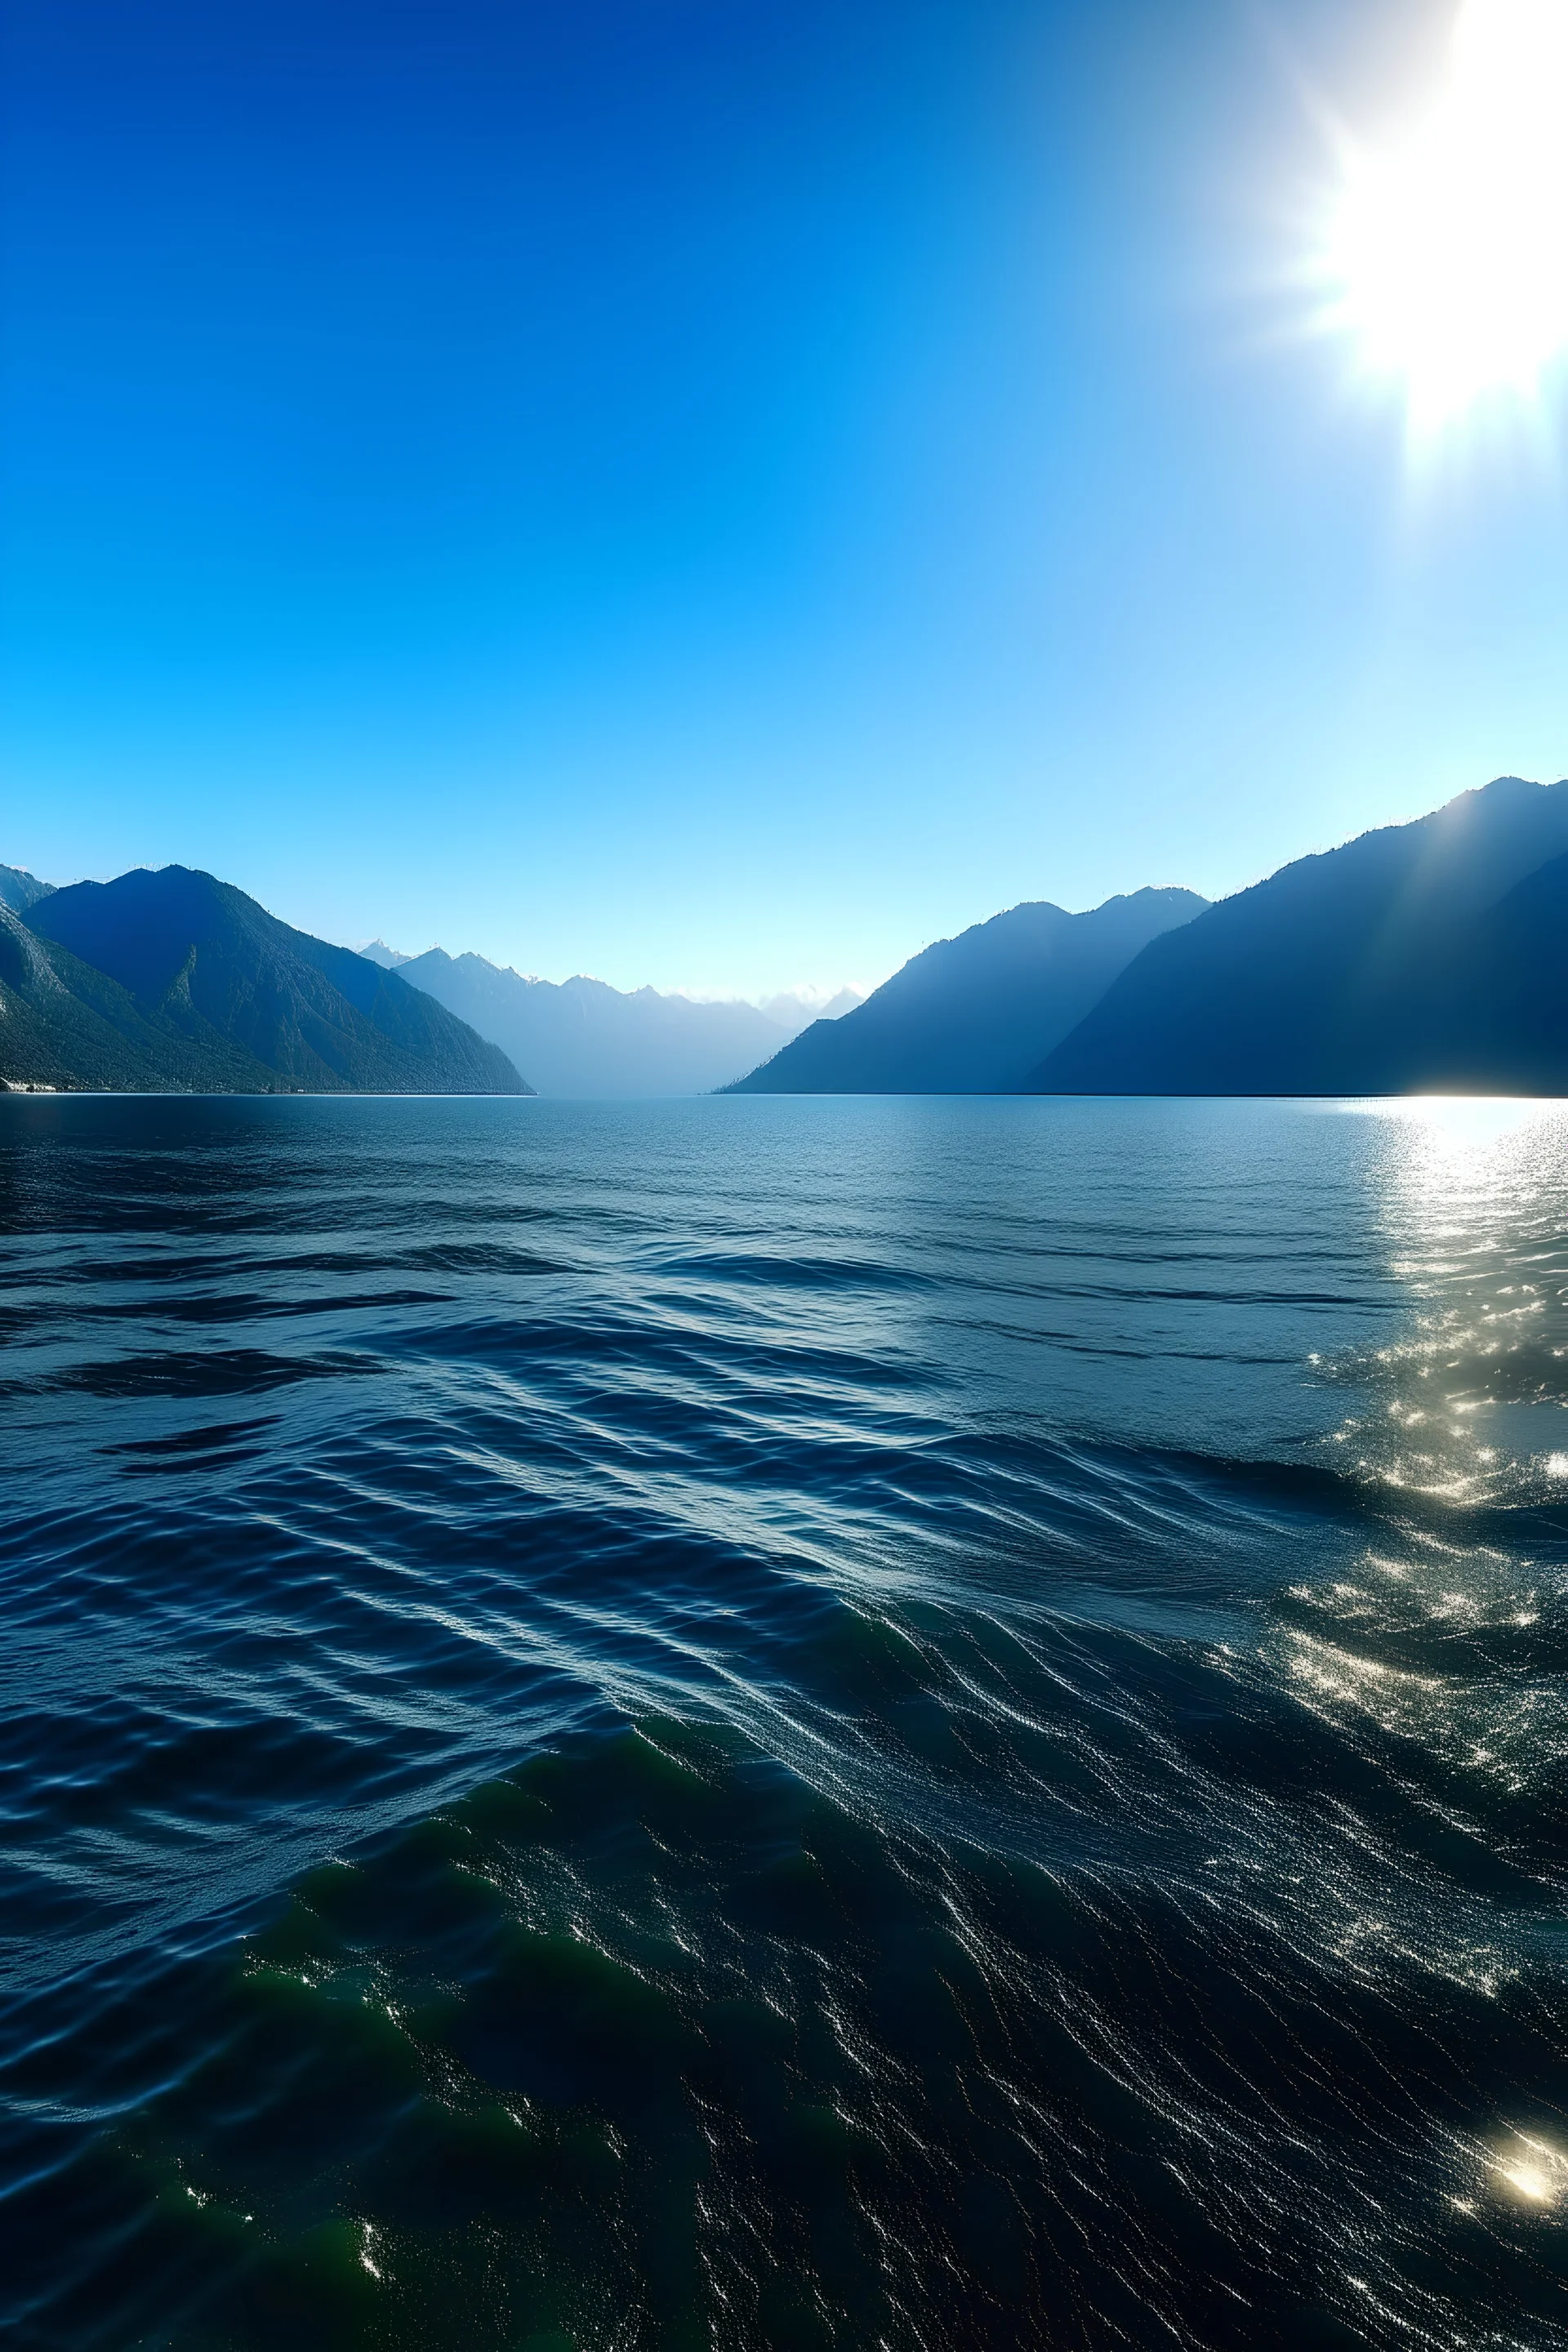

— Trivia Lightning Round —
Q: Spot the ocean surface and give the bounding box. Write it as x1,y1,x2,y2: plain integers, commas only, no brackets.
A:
2,1093,1566,2350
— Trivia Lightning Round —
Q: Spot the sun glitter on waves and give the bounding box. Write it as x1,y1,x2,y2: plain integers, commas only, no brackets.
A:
1318,0,1568,436
1489,2131,1568,2207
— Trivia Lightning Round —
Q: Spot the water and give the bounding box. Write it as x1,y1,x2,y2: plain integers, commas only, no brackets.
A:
2,1093,1565,2350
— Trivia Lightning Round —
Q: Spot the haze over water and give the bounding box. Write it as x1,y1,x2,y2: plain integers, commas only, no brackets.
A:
2,1094,1566,2348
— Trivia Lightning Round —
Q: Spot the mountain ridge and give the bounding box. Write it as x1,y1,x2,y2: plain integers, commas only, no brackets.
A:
6,866,528,1094
0,862,55,917
1027,777,1568,1095
394,949,816,1097
728,887,1210,1094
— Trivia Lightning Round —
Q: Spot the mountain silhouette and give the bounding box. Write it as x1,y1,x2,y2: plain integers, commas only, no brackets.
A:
728,889,1209,1094
17,776,1568,1101
13,867,528,1094
395,951,810,1097
1030,777,1568,1095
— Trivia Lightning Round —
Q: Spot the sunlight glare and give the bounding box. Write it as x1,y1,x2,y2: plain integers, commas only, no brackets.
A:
1321,0,1568,434
1491,2132,1568,2207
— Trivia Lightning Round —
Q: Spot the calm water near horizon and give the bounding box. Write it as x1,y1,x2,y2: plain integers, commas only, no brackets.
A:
2,1092,1566,2348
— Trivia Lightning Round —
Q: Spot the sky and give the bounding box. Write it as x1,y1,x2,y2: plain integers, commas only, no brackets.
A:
2,0,1566,996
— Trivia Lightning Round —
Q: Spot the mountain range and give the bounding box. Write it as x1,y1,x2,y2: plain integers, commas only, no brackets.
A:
1030,775,1568,1094
10,775,1568,1101
728,889,1209,1094
2,866,526,1094
727,775,1568,1098
362,945,858,1098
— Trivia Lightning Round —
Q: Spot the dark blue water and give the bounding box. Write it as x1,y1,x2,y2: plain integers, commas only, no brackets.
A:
2,1094,1566,2350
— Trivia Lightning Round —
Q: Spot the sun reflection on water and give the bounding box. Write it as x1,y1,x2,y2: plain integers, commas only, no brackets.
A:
1281,1099,1568,1838
1490,2132,1568,2209
1321,1098,1568,1500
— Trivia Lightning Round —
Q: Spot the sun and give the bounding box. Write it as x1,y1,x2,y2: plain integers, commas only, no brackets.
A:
1320,0,1568,435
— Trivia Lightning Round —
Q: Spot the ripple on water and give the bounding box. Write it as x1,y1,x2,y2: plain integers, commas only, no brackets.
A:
1,1094,1566,2350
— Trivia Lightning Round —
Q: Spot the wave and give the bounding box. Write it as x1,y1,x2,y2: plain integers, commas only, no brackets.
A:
2,1094,1566,2348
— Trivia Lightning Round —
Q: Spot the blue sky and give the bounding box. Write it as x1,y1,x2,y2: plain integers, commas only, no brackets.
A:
2,0,1566,995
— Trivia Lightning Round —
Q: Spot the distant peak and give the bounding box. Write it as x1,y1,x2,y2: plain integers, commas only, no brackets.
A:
0,862,56,916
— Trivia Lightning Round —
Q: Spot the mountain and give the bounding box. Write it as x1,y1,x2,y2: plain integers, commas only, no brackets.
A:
728,889,1209,1094
394,951,811,1096
1433,851,1568,1089
0,902,283,1092
356,938,413,969
0,862,54,916
14,866,528,1094
1029,776,1568,1096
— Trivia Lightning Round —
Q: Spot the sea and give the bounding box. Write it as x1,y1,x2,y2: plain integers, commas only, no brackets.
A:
1,1092,1565,2350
